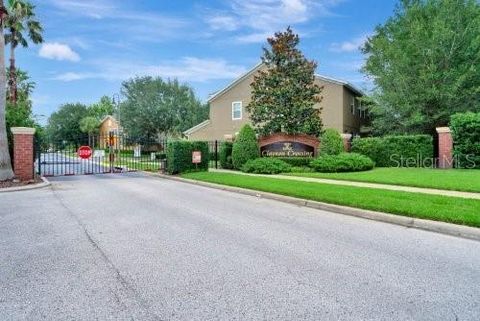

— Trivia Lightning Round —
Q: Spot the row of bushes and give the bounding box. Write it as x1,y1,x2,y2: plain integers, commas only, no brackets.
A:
242,153,374,174
351,135,433,167
451,112,480,169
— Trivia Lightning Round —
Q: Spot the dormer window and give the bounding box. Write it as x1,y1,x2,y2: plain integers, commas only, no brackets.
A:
232,101,242,120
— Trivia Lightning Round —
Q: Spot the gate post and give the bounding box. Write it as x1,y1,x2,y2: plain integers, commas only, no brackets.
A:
436,127,453,169
214,140,218,169
11,127,36,181
341,133,352,152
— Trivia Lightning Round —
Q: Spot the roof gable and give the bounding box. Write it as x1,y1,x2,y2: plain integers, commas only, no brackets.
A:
208,63,364,103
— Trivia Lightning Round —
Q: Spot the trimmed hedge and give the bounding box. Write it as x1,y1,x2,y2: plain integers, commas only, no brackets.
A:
320,128,344,155
276,157,313,167
166,141,209,174
242,158,291,174
310,153,374,173
351,135,433,167
219,142,234,169
232,125,259,169
451,112,480,169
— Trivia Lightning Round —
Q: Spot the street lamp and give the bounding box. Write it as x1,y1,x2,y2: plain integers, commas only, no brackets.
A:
112,93,121,133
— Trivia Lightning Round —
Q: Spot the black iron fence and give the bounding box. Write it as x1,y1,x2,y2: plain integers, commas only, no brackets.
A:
36,132,225,177
36,133,167,177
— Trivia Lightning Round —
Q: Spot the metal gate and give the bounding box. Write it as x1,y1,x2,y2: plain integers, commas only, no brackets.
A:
36,133,166,177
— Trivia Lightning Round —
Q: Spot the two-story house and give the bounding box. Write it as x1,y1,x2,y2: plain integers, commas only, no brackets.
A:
184,64,367,141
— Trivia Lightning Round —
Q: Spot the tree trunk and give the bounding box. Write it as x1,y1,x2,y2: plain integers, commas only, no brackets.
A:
8,30,16,104
0,0,14,181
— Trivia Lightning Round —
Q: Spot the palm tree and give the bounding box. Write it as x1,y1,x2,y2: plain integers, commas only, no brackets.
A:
0,0,14,181
5,0,42,104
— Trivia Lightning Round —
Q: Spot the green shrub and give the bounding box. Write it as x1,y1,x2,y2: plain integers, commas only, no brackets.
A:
166,141,209,174
310,153,374,173
209,151,216,161
219,142,234,169
290,166,315,173
242,158,292,174
276,157,313,167
451,112,480,169
320,128,344,155
351,135,433,167
232,125,259,169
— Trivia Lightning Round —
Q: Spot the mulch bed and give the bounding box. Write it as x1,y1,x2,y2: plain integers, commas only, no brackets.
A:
0,176,43,189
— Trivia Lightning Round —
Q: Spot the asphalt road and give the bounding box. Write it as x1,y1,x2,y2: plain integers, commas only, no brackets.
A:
1,173,479,320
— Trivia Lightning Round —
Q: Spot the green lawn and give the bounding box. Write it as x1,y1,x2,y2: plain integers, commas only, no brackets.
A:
182,172,480,228
283,168,480,193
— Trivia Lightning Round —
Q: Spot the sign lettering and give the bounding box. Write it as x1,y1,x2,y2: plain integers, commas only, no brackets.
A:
260,142,314,158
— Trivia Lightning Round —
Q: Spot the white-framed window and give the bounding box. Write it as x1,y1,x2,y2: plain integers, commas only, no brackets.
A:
232,101,242,120
351,97,356,115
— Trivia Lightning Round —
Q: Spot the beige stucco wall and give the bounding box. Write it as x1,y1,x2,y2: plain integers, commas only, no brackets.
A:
314,78,344,132
342,87,363,133
187,70,365,141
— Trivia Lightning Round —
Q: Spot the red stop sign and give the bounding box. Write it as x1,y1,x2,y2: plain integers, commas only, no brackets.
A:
78,146,93,159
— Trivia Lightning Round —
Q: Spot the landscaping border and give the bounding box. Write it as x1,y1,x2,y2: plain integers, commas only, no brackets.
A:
147,172,480,242
0,177,51,193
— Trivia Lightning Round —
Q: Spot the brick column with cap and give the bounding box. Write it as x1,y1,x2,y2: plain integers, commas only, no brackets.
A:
436,127,453,169
340,133,353,152
11,127,36,181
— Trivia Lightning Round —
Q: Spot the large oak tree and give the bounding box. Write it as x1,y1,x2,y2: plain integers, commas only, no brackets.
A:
363,0,480,135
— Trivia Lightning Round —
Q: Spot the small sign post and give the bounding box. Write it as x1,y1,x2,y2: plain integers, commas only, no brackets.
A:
192,151,202,163
192,151,201,170
77,146,93,159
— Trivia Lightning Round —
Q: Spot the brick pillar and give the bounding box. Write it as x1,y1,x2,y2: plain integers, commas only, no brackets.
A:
436,127,453,169
11,127,36,181
341,133,352,152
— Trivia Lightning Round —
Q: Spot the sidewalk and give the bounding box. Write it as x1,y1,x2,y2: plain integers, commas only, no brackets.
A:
210,169,480,200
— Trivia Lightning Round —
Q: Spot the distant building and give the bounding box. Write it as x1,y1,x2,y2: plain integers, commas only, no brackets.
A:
184,63,368,141
98,115,121,148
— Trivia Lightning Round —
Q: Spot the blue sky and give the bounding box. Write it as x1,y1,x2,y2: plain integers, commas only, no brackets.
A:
23,0,397,121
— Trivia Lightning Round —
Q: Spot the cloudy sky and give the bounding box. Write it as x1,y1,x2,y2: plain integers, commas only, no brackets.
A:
24,0,397,120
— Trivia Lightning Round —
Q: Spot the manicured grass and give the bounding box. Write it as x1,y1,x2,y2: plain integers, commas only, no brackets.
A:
182,172,480,228
284,168,480,193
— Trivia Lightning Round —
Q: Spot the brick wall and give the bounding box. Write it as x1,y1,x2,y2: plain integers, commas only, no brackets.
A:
340,133,352,152
11,127,36,181
436,127,453,169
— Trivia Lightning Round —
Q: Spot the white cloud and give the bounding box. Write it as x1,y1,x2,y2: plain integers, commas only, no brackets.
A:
52,57,247,83
48,0,115,19
330,35,368,53
235,32,273,44
205,0,342,43
52,72,94,81
206,15,239,31
39,43,81,62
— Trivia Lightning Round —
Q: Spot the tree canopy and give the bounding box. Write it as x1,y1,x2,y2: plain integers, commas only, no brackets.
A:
247,27,323,137
119,77,209,140
363,0,480,135
46,103,88,143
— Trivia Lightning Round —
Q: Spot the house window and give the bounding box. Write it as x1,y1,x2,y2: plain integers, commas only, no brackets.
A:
359,100,366,119
232,101,242,120
351,97,355,115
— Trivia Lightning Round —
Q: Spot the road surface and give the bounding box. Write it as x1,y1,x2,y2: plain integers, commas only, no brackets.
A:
1,173,479,320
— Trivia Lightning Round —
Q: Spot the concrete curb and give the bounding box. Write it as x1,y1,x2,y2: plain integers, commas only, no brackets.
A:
0,177,51,193
147,172,480,242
